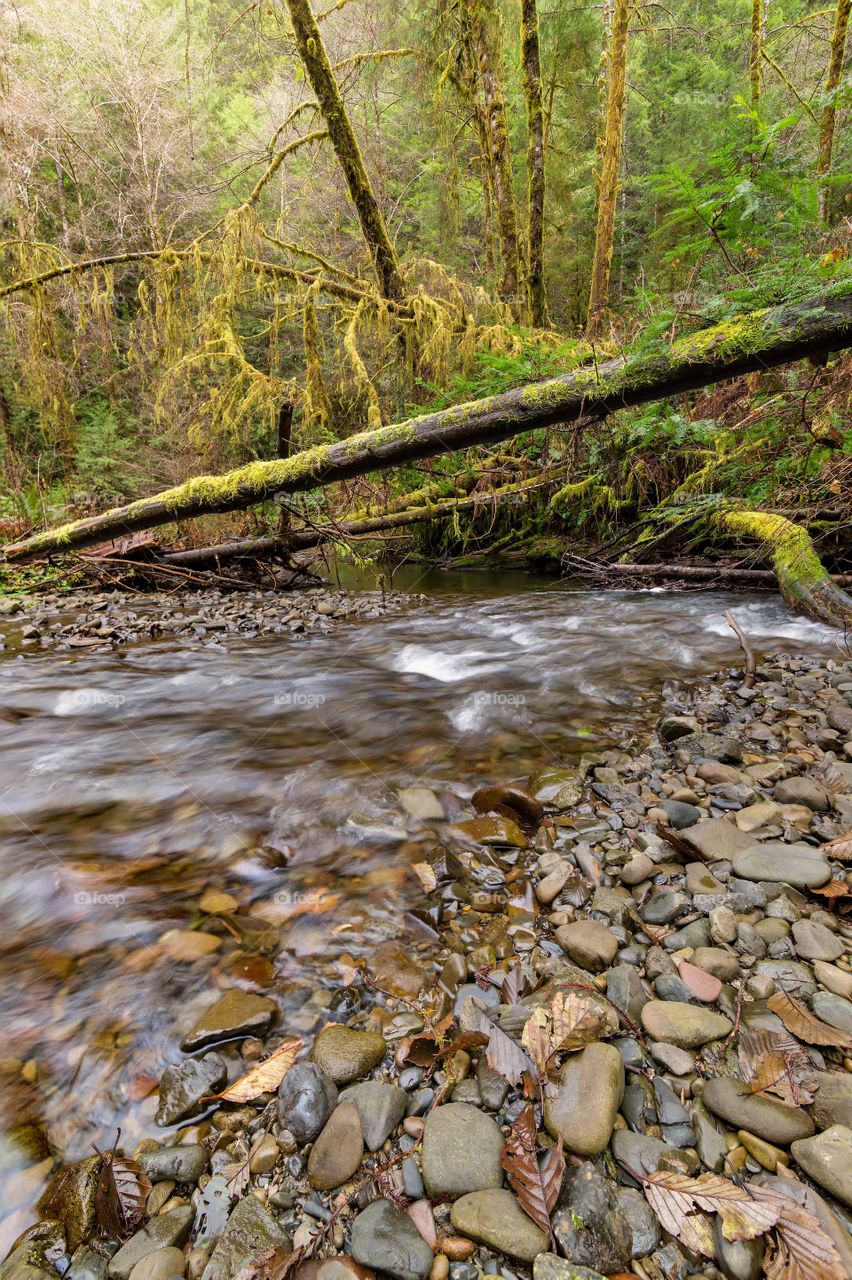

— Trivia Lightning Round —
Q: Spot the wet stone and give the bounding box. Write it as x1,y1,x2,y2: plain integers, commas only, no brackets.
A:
616,1187,661,1259
476,1058,508,1110
307,1101,364,1190
731,842,831,888
702,1077,815,1145
450,1190,549,1262
156,1051,227,1127
278,1062,338,1142
640,1001,731,1047
421,1102,504,1197
811,1072,852,1130
351,1199,433,1280
340,1081,406,1151
109,1206,195,1279
552,1163,631,1274
533,1258,605,1280
554,920,618,972
129,1249,187,1280
180,990,277,1051
811,991,852,1034
201,1195,289,1280
791,1125,852,1209
138,1143,208,1182
544,1042,624,1155
606,964,650,1024
310,1025,386,1085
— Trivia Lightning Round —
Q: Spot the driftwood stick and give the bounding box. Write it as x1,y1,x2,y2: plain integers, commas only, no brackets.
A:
725,609,757,685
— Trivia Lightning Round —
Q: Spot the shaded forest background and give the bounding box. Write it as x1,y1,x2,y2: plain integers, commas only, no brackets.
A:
0,0,850,563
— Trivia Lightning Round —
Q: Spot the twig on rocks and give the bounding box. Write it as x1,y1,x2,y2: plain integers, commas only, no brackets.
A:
725,609,756,686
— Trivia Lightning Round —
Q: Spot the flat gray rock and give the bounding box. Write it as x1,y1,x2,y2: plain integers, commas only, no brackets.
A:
451,1189,549,1262
351,1198,433,1280
201,1195,288,1280
792,1125,852,1209
156,1052,226,1126
732,842,831,888
340,1080,407,1151
702,1076,814,1145
108,1207,194,1279
180,990,277,1052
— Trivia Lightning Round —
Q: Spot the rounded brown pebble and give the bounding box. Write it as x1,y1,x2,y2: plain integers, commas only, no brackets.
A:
404,1117,425,1139
307,1102,364,1191
438,1238,476,1261
429,1258,449,1280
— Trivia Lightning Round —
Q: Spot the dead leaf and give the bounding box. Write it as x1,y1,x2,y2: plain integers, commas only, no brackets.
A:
767,991,852,1050
551,990,610,1051
811,880,852,900
502,964,533,1005
522,1008,556,1077
95,1151,152,1238
747,1183,847,1280
215,1037,304,1103
814,761,848,796
478,1011,534,1087
820,831,852,862
501,1104,564,1243
641,1170,780,1258
411,862,437,893
738,1028,816,1106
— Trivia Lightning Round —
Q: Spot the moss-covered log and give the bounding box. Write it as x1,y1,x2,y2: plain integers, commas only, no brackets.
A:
4,284,852,565
719,510,852,627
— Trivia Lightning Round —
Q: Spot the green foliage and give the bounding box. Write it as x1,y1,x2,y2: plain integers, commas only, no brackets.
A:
72,400,139,501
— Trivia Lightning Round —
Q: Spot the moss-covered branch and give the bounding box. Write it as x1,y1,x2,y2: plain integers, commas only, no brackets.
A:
4,284,852,565
718,509,852,628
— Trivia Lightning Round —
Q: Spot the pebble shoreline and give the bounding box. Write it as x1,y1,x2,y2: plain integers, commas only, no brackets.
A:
3,646,852,1280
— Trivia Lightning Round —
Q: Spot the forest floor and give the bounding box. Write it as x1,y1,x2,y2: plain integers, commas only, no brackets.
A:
8,639,852,1280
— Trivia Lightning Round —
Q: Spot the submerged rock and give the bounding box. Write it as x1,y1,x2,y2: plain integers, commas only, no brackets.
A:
180,990,277,1051
156,1052,227,1126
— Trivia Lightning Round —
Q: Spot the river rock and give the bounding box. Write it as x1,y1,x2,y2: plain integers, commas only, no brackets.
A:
138,1143,208,1182
398,787,445,821
201,1195,288,1280
129,1249,186,1280
731,843,830,888
640,1001,731,1047
156,1051,227,1126
712,1217,763,1280
180,990,277,1051
811,1072,852,1130
308,1101,364,1190
421,1102,504,1197
350,1199,433,1280
811,991,852,1034
108,1206,195,1279
278,1062,339,1142
341,1081,407,1151
555,920,618,971
813,960,852,999
791,919,844,961
616,1187,660,1258
774,777,832,811
791,1125,852,1208
310,1025,386,1084
544,1042,624,1155
679,818,752,860
702,1077,814,1145
37,1154,100,1251
552,1163,631,1274
450,1189,549,1262
533,1257,605,1280
606,964,650,1023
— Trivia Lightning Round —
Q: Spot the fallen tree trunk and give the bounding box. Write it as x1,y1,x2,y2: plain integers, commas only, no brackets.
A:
4,284,852,566
718,510,852,627
562,556,852,588
160,473,557,567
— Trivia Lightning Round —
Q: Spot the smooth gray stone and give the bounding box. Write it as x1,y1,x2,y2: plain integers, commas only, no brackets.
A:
108,1207,194,1279
351,1199,433,1280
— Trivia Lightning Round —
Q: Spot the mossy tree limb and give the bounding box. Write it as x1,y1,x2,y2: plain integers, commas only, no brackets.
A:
283,0,405,301
4,284,852,565
719,509,852,627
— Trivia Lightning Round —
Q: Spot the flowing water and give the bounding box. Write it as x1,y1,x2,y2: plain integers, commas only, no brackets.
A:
0,572,844,1239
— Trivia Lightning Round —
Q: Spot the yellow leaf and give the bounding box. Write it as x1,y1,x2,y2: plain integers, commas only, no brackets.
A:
216,1037,304,1103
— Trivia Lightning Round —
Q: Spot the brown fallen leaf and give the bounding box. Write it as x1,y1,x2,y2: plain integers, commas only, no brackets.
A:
641,1170,781,1258
215,1037,304,1103
747,1183,847,1280
501,1104,564,1244
819,831,852,862
738,1028,816,1106
551,990,610,1051
814,761,848,796
95,1150,152,1238
767,991,852,1051
522,1007,556,1078
811,880,852,900
411,861,437,893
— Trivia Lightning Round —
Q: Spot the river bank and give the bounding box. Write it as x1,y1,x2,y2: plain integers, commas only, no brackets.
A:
2,624,851,1280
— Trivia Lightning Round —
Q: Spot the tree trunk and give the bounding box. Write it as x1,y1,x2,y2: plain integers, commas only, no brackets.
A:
817,0,851,222
284,0,405,301
587,0,629,339
521,0,548,328
4,286,852,564
719,510,852,627
466,0,522,304
749,0,764,111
